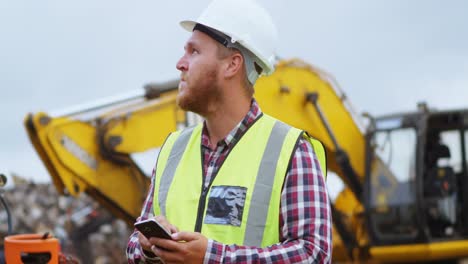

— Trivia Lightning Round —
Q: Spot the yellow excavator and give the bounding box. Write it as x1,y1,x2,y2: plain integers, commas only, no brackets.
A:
24,59,468,263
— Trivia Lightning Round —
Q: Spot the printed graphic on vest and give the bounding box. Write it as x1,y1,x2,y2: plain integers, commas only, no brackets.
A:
205,185,247,227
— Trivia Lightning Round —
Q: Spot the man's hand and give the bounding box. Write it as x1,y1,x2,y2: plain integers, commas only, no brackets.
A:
137,215,179,253
150,231,208,264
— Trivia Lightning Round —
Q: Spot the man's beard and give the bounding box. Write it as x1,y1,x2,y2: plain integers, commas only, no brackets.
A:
177,66,222,116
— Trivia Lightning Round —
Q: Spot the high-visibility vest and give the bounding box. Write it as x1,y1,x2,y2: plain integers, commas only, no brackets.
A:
153,114,326,247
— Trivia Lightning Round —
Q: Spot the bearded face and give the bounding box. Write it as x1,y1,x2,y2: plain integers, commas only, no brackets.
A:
177,60,221,115
176,31,224,116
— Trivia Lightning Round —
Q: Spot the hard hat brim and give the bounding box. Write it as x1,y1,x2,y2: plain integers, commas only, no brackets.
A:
180,20,197,32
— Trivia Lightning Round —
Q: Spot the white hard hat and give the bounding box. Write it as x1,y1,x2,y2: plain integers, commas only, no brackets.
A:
180,0,279,77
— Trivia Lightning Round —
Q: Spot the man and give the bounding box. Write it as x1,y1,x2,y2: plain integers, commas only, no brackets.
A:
127,0,331,263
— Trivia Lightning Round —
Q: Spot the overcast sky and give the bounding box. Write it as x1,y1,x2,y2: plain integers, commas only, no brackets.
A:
1,0,467,187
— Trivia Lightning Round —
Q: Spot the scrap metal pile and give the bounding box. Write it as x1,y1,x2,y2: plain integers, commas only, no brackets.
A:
0,175,133,263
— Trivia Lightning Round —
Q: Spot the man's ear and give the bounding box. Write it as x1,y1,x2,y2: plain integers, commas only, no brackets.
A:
224,52,243,79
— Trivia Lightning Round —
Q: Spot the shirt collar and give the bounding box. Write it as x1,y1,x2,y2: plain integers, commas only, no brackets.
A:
201,98,262,149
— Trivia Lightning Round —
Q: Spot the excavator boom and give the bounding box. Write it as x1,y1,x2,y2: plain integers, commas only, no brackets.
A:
25,59,468,263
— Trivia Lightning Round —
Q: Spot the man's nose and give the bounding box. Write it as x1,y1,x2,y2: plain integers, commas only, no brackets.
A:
176,55,188,71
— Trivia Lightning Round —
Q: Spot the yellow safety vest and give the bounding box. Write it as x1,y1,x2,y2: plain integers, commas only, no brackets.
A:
153,114,326,247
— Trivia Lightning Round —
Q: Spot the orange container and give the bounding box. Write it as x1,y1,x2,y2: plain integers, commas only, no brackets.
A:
4,234,59,264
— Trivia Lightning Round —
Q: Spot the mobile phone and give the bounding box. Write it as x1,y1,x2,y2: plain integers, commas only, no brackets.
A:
134,218,173,240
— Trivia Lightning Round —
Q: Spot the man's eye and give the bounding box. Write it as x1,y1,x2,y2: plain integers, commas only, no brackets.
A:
192,49,199,54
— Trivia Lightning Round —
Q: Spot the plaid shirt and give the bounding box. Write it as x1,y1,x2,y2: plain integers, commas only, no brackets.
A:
126,99,332,263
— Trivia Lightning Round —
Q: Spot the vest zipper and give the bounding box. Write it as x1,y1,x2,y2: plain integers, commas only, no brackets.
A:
195,149,221,232
194,185,209,232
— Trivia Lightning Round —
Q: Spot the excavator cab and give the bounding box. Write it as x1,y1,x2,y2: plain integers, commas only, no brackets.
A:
365,107,468,254
365,111,421,246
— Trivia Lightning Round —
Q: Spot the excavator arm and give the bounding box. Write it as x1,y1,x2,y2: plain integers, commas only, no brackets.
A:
24,81,184,223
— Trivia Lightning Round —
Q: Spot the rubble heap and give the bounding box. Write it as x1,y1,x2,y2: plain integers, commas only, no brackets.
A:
0,176,133,263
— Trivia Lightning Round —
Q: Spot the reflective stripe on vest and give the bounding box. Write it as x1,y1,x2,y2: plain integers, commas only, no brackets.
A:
243,120,290,246
158,127,195,217
153,114,326,246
